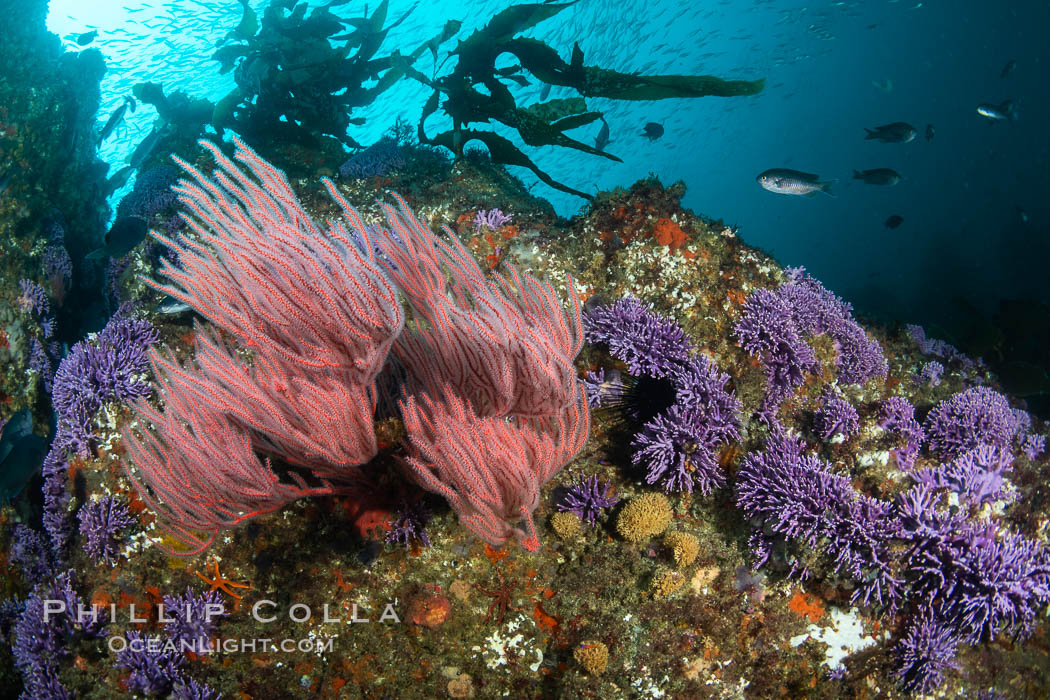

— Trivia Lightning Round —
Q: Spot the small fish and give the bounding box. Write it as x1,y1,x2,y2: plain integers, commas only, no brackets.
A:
756,169,836,197
871,78,893,93
1000,59,1016,78
884,215,904,229
864,122,916,143
539,83,552,101
0,410,32,465
102,165,135,196
128,128,163,168
853,168,901,186
925,124,934,141
977,101,1016,121
641,122,664,141
76,30,98,46
85,216,148,260
1016,205,1028,224
595,117,612,152
157,296,192,315
97,96,136,147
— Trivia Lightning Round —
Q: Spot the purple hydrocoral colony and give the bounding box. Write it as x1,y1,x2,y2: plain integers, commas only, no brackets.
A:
584,296,695,378
906,324,976,370
473,207,513,233
735,426,901,607
813,390,859,440
879,396,925,469
917,360,944,386
924,386,1015,460
734,428,898,608
77,495,136,564
632,354,742,493
735,269,887,410
913,444,1014,507
51,306,159,457
898,487,1050,645
557,474,619,524
1021,433,1045,461
161,587,227,647
116,630,186,696
734,287,818,409
17,279,49,317
893,607,960,694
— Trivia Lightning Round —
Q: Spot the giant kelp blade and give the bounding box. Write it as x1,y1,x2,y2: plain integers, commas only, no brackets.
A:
582,69,766,100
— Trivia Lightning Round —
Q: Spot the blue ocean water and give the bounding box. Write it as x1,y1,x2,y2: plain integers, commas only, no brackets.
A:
49,0,1049,332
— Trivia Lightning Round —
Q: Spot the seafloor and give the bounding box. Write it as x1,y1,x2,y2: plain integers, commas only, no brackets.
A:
2,144,1048,698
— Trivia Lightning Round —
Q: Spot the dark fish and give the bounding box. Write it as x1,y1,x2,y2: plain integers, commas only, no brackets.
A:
756,169,836,197
157,296,192,315
102,165,135,196
0,434,47,501
85,216,148,260
0,410,32,465
884,215,904,229
97,97,136,147
129,128,163,168
852,168,900,186
977,101,1016,121
1000,59,1016,78
76,30,98,46
864,122,916,143
594,117,612,152
641,122,664,141
925,123,934,141
1016,205,1028,224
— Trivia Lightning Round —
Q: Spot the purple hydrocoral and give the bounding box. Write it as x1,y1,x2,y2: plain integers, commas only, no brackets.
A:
17,279,49,317
735,425,901,607
735,269,887,410
924,387,1015,460
893,607,960,694
1021,433,1045,461
77,495,136,564
115,630,186,696
906,324,976,370
813,390,859,440
116,164,179,220
51,306,159,457
584,296,695,378
557,474,619,524
779,268,888,385
10,524,54,584
12,570,105,699
172,678,222,700
734,287,818,409
632,354,741,493
879,397,925,469
473,207,512,233
898,487,1050,644
385,499,433,548
913,444,1014,507
161,587,227,647
917,360,944,386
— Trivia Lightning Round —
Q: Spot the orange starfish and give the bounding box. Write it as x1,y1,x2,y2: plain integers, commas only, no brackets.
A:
195,559,252,600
